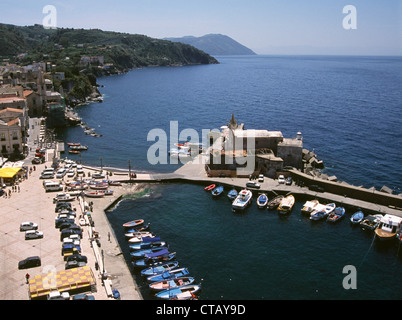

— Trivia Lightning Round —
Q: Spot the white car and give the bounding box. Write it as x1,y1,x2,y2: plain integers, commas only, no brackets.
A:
258,174,264,182
20,222,38,232
278,175,285,184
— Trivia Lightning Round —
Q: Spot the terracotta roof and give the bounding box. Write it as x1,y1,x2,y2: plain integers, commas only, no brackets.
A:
0,107,24,114
23,90,34,97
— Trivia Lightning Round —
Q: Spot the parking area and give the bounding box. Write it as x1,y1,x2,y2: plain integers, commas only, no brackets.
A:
0,161,110,300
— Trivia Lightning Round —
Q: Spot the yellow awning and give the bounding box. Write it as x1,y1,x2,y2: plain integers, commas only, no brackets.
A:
0,167,22,178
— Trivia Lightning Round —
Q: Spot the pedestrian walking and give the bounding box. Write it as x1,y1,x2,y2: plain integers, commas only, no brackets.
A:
25,273,30,284
108,232,111,242
18,186,20,192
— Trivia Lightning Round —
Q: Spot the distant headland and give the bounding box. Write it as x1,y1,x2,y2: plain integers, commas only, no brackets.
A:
163,34,257,56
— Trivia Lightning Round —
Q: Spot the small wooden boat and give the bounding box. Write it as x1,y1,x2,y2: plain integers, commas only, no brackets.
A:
155,285,201,300
310,203,336,221
70,145,88,151
232,189,253,212
89,183,108,190
123,219,145,228
227,188,238,201
130,247,169,260
301,199,320,215
267,195,284,210
204,184,216,191
327,207,345,223
141,261,180,277
278,195,295,214
96,190,114,196
126,222,151,234
149,277,195,291
84,191,104,198
129,239,167,251
360,214,382,232
374,214,402,241
350,210,364,225
211,185,224,197
127,232,154,243
132,250,176,269
256,193,268,209
108,180,122,186
67,143,81,147
147,267,190,282
68,150,80,154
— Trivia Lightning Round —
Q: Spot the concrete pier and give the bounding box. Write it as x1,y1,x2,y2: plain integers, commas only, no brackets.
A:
124,154,402,218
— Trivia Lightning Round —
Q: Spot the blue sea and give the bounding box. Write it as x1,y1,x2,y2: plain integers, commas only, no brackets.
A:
57,55,402,300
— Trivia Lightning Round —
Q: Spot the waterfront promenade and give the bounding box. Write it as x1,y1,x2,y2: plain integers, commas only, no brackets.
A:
0,161,142,300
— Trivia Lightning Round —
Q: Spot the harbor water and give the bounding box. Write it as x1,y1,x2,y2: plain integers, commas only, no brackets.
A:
56,55,402,299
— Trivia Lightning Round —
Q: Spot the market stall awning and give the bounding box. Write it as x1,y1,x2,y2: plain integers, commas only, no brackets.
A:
0,167,22,178
28,266,96,299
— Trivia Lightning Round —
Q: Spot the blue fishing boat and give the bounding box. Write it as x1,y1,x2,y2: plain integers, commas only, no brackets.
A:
141,261,179,277
327,207,345,223
211,185,224,197
227,188,238,201
350,210,364,225
149,277,195,291
147,267,190,282
129,237,167,251
126,222,151,233
155,285,201,300
130,246,169,260
132,249,176,269
256,193,268,209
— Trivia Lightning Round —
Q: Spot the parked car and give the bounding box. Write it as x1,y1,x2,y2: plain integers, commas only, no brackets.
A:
285,177,293,185
72,294,95,300
308,184,325,192
92,173,105,179
60,229,82,241
65,260,86,270
61,243,82,255
246,181,260,189
47,291,70,300
31,157,42,164
20,222,38,232
25,230,43,240
258,174,264,182
55,218,75,228
278,175,285,184
65,254,88,263
55,203,72,212
56,169,67,179
59,223,77,231
18,256,41,269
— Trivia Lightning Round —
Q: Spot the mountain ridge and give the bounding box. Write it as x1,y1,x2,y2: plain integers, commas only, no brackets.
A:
164,34,257,56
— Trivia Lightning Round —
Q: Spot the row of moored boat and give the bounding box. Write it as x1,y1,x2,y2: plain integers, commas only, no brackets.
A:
122,219,201,300
205,184,402,242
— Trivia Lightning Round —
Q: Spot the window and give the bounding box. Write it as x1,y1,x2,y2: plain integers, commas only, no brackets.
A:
0,133,5,141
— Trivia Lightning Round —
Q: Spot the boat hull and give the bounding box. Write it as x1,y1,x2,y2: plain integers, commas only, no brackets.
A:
155,285,201,300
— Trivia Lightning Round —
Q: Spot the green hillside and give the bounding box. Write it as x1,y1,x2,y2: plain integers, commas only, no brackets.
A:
0,23,218,103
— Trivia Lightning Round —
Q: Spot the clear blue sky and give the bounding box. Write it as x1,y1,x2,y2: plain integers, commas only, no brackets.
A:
1,0,401,55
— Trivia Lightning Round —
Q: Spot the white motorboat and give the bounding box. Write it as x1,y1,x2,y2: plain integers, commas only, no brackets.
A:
310,203,336,221
375,214,402,241
232,189,253,212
